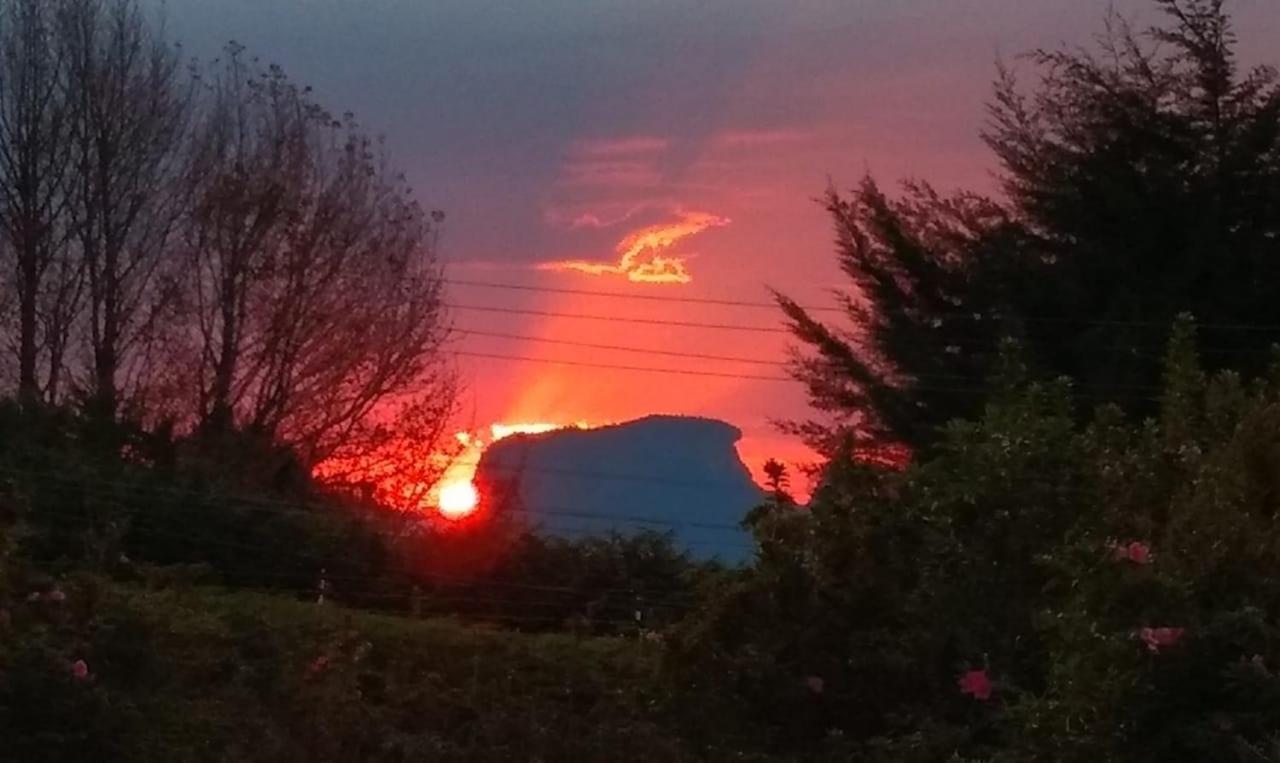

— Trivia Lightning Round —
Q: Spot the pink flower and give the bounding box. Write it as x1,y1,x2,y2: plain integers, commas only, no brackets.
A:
1125,542,1151,565
46,589,66,603
958,669,992,701
804,675,824,694
1111,540,1152,564
305,655,330,678
1139,627,1185,653
70,660,90,682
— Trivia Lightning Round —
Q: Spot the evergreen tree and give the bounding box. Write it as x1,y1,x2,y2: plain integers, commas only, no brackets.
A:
781,0,1280,454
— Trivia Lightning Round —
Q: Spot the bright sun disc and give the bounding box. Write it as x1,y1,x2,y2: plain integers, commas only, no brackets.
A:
438,481,479,519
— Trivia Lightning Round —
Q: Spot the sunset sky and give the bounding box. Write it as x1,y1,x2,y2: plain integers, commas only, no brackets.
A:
156,0,1280,486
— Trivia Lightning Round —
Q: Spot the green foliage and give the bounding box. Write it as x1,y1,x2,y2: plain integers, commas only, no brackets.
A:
427,529,716,635
677,323,1280,760
0,402,738,758
0,401,400,603
0,579,729,762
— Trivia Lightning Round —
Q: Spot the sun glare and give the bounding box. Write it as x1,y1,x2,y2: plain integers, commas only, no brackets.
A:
432,420,591,519
316,420,596,520
438,480,479,519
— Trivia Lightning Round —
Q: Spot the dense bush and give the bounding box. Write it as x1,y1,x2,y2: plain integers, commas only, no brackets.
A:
673,322,1280,761
0,580,723,762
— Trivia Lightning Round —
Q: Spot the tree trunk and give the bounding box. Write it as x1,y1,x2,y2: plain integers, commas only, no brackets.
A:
16,247,38,405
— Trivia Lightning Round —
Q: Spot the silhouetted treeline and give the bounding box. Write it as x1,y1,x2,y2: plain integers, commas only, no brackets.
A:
0,0,453,466
0,0,456,594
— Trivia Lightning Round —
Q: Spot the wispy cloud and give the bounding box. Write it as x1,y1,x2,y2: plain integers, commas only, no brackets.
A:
556,135,673,190
710,128,810,150
574,136,670,157
539,209,730,284
543,198,676,230
559,159,662,188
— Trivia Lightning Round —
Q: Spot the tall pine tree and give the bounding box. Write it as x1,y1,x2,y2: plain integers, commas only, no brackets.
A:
781,0,1280,455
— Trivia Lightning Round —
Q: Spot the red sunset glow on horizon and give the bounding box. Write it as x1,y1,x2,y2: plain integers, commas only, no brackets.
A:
166,0,1280,544
431,421,594,520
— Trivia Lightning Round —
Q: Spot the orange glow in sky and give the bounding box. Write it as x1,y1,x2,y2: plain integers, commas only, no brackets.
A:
539,210,730,284
432,421,592,520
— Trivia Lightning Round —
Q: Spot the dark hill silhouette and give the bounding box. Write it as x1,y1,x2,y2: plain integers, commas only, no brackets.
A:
476,415,762,561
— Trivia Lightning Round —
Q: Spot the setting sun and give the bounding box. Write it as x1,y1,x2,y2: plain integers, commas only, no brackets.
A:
437,480,479,519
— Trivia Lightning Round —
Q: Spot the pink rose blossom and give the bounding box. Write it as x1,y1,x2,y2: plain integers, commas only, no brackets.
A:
804,676,824,694
1111,541,1152,564
958,669,992,701
1125,542,1151,565
1139,627,1185,653
71,660,90,682
305,655,330,678
46,589,66,603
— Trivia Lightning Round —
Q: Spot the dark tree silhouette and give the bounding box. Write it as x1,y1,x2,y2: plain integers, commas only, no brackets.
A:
180,45,453,465
779,0,1280,454
0,0,76,404
59,0,191,420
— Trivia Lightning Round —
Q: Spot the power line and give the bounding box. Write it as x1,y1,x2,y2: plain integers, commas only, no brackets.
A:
5,466,754,535
457,322,1277,364
449,458,776,490
445,277,842,313
458,329,785,367
453,350,1163,399
454,350,795,382
28,501,737,607
446,303,791,334
456,327,1190,391
446,279,1280,332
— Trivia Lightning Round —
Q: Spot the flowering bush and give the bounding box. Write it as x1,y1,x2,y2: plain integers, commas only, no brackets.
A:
674,323,1280,760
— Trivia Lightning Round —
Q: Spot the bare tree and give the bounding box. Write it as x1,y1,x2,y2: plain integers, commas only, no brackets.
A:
0,0,76,405
182,46,308,435
58,0,191,420
182,46,453,464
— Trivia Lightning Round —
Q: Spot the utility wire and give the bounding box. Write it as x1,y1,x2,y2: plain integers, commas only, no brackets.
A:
454,350,1164,399
445,277,840,313
4,466,753,534
454,351,794,382
28,501,726,608
446,278,1280,332
448,305,1280,361
446,303,791,334
458,329,785,366
456,327,1201,392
